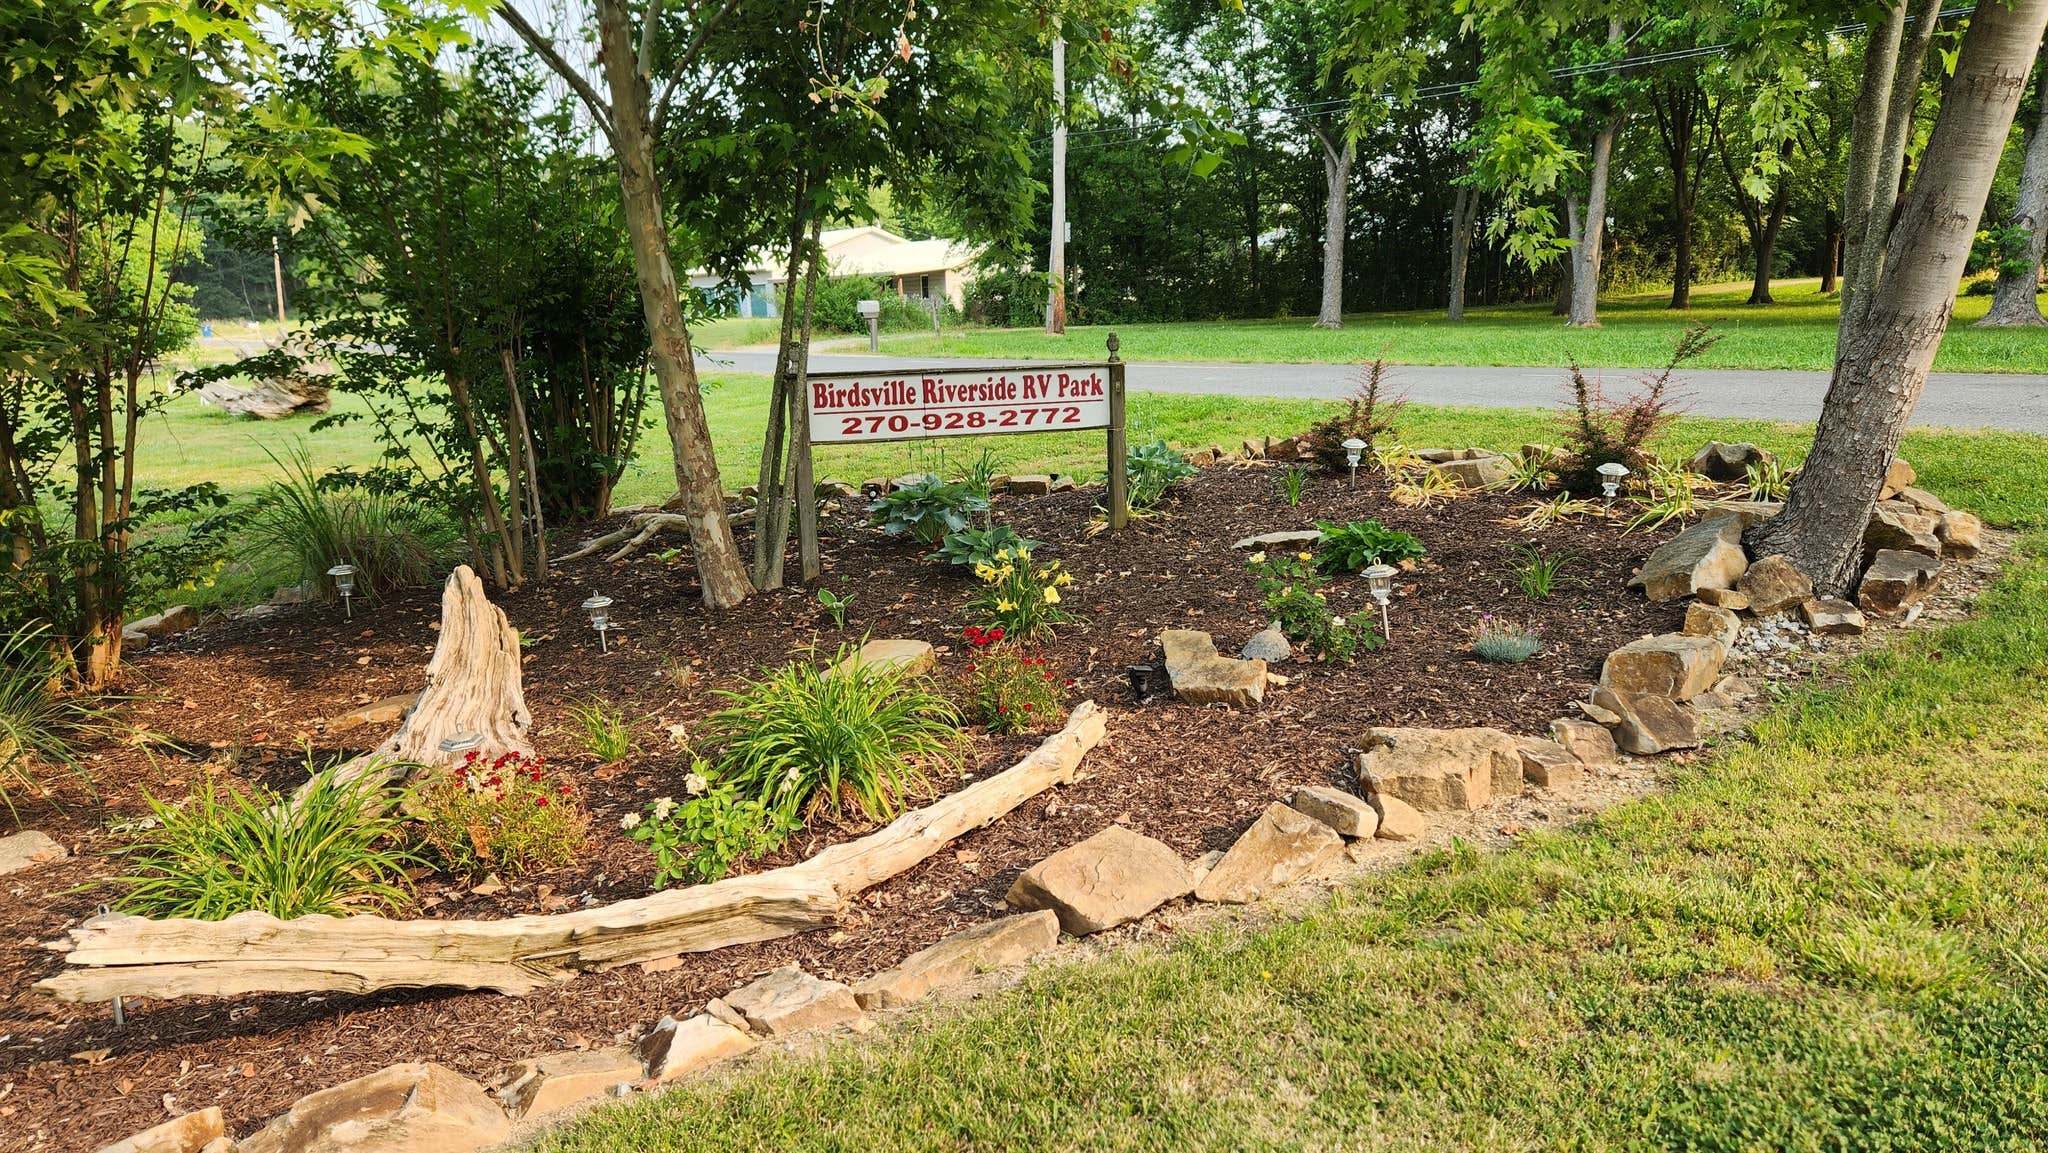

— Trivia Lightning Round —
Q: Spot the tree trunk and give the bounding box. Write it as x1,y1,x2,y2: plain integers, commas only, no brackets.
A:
593,0,752,609
1977,48,2048,326
1749,170,1792,305
1845,0,1946,330
1313,126,1354,329
1447,184,1477,321
1751,0,2048,593
1569,112,1622,327
1821,205,1842,293
1652,79,1708,310
1554,196,1580,315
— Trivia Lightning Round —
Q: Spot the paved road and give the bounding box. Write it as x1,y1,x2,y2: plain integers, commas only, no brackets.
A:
696,348,2048,433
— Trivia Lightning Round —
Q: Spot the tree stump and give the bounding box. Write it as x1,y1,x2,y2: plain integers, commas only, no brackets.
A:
317,565,532,795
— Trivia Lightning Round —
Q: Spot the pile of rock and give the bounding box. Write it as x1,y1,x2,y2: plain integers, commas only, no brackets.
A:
1416,447,1515,489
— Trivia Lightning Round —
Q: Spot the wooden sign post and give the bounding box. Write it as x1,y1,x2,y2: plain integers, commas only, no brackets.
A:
797,335,1129,567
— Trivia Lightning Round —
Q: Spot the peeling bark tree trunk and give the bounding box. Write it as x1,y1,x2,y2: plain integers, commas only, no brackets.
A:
313,565,533,798
1568,110,1623,327
1312,125,1354,329
592,0,752,609
1751,0,2048,592
1843,0,1946,327
1447,183,1477,321
1977,48,2048,326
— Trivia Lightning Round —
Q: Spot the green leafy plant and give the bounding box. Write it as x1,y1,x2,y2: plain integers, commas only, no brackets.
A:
567,698,633,762
1743,457,1791,502
247,443,442,600
1627,462,1707,532
1373,441,1426,478
407,750,592,877
817,587,855,629
0,624,99,821
1555,324,1717,493
1471,615,1543,663
930,525,1042,569
624,769,797,887
116,760,414,920
869,475,988,544
1511,545,1578,599
1246,549,1375,663
1125,439,1198,510
1315,520,1426,574
967,546,1080,642
1497,453,1555,494
700,648,965,824
1276,465,1309,506
961,628,1070,735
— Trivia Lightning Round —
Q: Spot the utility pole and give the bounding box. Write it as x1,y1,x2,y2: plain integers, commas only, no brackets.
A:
1045,35,1067,335
271,235,290,337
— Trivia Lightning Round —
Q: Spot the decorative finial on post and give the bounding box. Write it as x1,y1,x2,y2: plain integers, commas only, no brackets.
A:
1106,333,1120,362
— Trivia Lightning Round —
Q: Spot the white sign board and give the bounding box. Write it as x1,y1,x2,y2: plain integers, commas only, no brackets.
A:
808,368,1111,444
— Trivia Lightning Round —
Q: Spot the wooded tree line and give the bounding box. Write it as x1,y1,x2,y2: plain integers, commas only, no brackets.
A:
4,0,2045,690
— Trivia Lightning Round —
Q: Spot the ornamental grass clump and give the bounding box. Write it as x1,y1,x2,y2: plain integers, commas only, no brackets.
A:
116,759,414,920
408,750,592,877
1471,615,1543,663
701,648,964,825
1246,549,1374,663
962,626,1071,735
966,545,1079,642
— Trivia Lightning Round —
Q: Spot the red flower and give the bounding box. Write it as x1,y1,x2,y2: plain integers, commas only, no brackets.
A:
1064,678,1076,687
996,705,1007,714
536,797,550,807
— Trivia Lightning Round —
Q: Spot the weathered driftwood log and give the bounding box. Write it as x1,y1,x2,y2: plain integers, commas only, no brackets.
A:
561,508,754,564
37,702,1107,1003
308,565,532,799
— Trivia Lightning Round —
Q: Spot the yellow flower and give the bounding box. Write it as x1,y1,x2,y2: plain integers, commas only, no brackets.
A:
973,563,995,580
997,598,1016,612
1044,586,1062,604
1056,571,1073,586
1249,551,1267,564
1296,551,1313,562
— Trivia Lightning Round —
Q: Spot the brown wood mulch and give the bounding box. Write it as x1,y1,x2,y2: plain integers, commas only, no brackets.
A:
0,460,1685,1151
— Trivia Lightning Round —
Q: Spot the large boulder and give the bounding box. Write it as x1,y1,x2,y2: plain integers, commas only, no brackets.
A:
240,1063,509,1153
1598,634,1727,702
852,911,1061,1010
1865,504,1942,561
1194,801,1344,904
1005,825,1197,935
1629,515,1749,602
1358,726,1522,813
1286,785,1379,838
1430,451,1514,489
1937,511,1982,559
1159,629,1267,709
1687,441,1776,483
1591,686,1701,755
126,604,198,640
722,966,865,1037
1857,549,1941,616
1736,554,1814,615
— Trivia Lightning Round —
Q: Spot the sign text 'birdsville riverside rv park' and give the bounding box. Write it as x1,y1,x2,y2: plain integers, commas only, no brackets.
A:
807,368,1111,444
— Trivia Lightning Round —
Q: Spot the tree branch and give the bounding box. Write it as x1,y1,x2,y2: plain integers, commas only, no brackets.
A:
495,2,620,150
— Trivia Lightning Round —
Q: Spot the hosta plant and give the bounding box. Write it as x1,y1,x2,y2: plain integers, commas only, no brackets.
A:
869,475,987,544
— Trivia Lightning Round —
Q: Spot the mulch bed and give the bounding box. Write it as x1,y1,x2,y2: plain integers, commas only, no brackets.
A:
0,458,1685,1151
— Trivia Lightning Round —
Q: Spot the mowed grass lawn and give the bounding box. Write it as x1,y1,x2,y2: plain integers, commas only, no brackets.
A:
852,278,2048,374
525,411,2048,1151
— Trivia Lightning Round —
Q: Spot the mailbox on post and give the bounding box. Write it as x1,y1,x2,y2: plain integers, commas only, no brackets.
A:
857,298,881,352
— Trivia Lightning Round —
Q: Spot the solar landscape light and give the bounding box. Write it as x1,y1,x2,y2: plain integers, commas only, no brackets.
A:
326,563,358,619
1342,437,1367,485
1362,563,1398,638
1597,461,1631,503
582,592,616,653
438,731,484,757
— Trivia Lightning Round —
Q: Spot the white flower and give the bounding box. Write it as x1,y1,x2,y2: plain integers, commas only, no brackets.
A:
620,812,643,830
1331,615,1345,626
665,723,690,747
651,796,677,821
684,771,709,797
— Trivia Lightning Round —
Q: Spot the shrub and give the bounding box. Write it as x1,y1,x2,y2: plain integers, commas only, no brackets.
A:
624,768,796,887
407,750,592,877
1555,324,1717,493
967,546,1080,642
1300,357,1406,472
701,649,964,824
930,525,1042,569
0,624,98,821
1471,615,1543,663
1246,549,1375,663
1125,439,1198,510
248,443,442,600
961,628,1070,735
116,761,413,919
567,698,633,762
1316,520,1426,574
870,475,988,544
